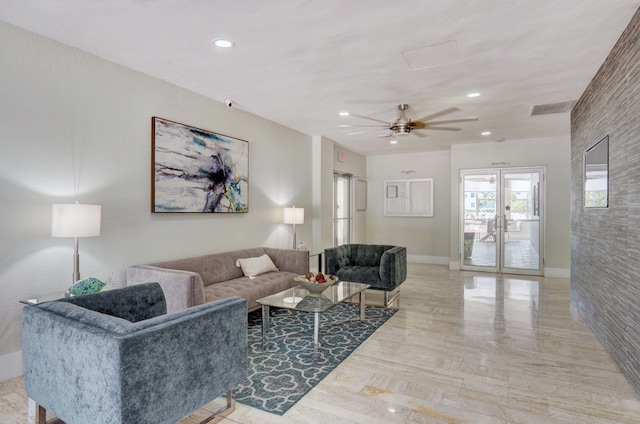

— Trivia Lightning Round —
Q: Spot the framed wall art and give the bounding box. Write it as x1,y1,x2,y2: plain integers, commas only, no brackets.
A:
384,178,434,217
584,135,609,208
151,117,249,213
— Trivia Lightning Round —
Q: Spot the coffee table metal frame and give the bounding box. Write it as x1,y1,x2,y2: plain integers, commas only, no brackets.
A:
257,281,370,349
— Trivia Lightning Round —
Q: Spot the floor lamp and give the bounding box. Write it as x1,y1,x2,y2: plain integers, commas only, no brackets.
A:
283,206,304,249
52,201,102,287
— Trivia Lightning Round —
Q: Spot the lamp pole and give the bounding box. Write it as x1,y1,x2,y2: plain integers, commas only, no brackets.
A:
73,236,80,284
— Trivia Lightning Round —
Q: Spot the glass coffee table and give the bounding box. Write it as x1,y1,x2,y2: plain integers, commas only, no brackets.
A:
257,281,370,349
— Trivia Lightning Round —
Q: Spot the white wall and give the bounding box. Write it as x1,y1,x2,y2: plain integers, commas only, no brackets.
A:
311,136,334,254
334,145,367,243
310,139,367,254
450,137,571,275
366,150,451,264
0,22,313,379
364,136,571,274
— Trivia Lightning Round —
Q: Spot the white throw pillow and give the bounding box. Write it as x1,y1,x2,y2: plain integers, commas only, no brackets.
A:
236,254,279,279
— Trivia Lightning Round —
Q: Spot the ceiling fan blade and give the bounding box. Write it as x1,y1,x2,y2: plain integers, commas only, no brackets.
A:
350,114,390,125
423,126,462,131
377,133,393,138
425,117,479,125
411,131,427,138
346,130,373,135
415,107,461,123
345,124,388,128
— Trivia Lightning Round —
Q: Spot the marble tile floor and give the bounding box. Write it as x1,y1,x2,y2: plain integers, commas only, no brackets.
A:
3,263,640,423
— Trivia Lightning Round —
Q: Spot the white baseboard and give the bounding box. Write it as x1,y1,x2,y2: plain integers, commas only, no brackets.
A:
448,261,569,278
544,267,570,279
407,255,450,265
0,351,23,382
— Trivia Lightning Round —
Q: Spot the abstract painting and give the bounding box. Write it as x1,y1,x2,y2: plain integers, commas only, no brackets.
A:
152,117,249,213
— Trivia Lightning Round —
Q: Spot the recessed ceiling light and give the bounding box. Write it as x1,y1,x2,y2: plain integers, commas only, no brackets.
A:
214,39,234,48
339,111,349,116
482,131,491,136
390,140,398,144
339,124,350,128
467,92,481,98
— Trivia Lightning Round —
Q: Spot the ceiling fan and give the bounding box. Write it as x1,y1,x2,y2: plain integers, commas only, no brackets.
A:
348,104,478,138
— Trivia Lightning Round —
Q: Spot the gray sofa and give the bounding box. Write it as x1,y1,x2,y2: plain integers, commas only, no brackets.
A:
22,283,247,424
127,247,309,313
325,244,407,306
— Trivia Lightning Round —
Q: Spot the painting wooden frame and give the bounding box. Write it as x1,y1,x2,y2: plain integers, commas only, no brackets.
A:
151,117,249,213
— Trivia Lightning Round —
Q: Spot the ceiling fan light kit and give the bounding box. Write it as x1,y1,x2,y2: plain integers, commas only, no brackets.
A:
392,127,412,136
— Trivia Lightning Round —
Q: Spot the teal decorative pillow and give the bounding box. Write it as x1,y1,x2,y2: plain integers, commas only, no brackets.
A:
69,278,106,295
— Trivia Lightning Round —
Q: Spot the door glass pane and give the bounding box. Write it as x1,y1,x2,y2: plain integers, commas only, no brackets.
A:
335,177,349,219
334,219,349,246
333,174,351,246
463,174,497,268
502,172,540,270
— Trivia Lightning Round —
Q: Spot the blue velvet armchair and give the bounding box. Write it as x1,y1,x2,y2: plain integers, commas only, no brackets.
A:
22,283,247,424
324,244,407,306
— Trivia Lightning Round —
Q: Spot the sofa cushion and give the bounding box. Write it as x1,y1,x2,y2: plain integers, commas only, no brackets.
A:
236,254,279,279
334,265,382,286
204,271,298,310
151,248,274,286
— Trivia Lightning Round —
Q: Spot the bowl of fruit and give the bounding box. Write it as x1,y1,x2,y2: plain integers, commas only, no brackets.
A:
294,272,339,295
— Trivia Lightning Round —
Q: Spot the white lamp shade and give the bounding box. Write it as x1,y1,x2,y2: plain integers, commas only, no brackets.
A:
283,207,304,225
52,204,102,237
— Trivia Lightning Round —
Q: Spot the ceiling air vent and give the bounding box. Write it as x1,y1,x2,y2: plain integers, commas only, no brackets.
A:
530,100,576,116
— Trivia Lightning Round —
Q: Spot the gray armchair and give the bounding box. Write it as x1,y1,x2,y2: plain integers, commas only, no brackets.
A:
22,283,247,424
325,244,407,306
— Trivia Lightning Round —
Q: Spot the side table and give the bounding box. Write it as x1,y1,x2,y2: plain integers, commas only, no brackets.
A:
19,291,69,306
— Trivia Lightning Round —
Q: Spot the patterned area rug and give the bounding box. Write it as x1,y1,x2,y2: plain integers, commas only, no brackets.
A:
235,302,397,415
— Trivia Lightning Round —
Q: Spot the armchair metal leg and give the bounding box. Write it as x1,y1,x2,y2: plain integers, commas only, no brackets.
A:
197,390,236,424
384,289,400,307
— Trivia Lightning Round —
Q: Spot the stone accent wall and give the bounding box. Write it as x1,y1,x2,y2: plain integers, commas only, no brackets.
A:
571,7,640,393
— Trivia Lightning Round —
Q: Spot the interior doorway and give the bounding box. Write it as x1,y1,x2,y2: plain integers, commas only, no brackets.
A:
460,167,544,275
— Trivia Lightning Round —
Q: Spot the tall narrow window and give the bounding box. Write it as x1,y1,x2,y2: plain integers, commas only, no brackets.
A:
333,173,352,246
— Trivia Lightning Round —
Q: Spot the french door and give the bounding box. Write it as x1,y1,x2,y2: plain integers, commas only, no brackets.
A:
460,167,544,275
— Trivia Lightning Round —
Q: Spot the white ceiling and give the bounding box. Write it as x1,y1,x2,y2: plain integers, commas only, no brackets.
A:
1,1,639,155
